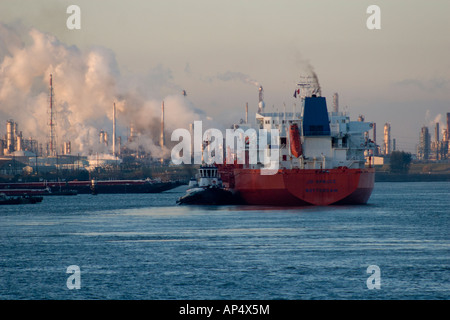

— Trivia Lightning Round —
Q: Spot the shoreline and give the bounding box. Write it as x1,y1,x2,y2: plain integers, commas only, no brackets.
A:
375,172,450,182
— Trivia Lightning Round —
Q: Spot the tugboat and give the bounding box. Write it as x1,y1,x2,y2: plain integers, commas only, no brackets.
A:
177,165,240,205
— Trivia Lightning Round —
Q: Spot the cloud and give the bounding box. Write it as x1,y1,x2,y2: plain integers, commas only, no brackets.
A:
215,71,260,87
394,77,450,92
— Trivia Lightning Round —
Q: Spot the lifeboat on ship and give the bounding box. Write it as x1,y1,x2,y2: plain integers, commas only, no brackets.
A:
289,123,302,158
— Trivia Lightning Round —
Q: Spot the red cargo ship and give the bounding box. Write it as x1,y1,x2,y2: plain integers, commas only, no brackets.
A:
217,78,376,206
219,166,374,206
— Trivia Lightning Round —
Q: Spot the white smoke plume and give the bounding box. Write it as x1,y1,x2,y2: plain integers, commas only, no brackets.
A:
0,23,206,158
294,51,321,95
425,110,445,136
215,71,260,88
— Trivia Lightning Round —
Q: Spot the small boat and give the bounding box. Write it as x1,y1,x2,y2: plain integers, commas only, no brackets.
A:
44,189,78,196
177,165,240,205
41,187,78,196
20,195,44,203
0,188,49,196
0,193,43,205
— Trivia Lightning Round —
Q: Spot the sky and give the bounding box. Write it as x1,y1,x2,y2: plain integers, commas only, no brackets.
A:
0,0,449,154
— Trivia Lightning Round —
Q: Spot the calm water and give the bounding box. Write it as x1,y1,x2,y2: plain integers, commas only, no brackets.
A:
0,182,448,300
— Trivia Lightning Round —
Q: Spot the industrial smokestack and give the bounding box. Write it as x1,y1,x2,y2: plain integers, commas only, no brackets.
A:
332,93,339,113
6,120,14,153
447,113,450,141
435,122,439,143
117,136,121,155
99,130,108,146
16,133,22,152
112,102,116,156
160,100,165,149
258,86,265,113
48,74,56,157
64,141,71,155
384,123,391,155
128,123,135,142
245,103,248,124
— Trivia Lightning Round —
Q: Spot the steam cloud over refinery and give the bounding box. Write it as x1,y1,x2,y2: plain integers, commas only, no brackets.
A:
0,23,209,160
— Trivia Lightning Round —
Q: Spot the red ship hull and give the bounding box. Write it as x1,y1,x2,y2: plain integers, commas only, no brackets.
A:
218,166,375,206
